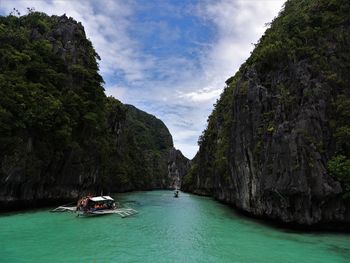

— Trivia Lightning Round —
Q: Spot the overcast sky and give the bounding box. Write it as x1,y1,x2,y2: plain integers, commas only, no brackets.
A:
0,0,286,158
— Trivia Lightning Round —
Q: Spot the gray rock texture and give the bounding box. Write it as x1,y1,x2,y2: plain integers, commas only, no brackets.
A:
182,0,350,229
0,14,189,211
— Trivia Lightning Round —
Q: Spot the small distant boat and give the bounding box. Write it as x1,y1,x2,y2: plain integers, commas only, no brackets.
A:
174,190,179,198
51,195,137,218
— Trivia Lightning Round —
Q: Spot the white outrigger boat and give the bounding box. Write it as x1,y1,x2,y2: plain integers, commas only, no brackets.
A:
51,195,138,218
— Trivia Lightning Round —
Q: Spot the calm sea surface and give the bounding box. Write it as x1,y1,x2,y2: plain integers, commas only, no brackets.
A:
0,191,349,262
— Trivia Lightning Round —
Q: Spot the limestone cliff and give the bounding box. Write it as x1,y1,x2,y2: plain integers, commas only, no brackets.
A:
167,147,191,189
104,102,190,192
183,0,350,229
0,12,188,211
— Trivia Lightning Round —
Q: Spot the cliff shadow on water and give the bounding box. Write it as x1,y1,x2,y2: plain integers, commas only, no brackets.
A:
217,196,350,233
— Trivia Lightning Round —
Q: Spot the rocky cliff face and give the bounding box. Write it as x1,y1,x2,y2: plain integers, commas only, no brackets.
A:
104,102,190,192
0,13,105,210
183,0,350,229
167,147,191,189
0,12,188,211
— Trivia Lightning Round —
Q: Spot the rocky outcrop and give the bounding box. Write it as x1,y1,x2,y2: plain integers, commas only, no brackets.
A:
0,13,105,211
167,147,191,188
104,102,189,192
183,0,350,229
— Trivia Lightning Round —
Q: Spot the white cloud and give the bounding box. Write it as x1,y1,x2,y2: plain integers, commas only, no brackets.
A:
199,0,284,74
0,0,149,83
158,0,285,158
174,143,199,160
178,88,222,103
105,85,127,102
0,0,286,159
169,0,285,158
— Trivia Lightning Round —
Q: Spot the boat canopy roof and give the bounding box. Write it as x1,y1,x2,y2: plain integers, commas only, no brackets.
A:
89,196,114,202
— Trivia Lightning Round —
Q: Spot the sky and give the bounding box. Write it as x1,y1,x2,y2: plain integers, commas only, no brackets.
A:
0,0,286,159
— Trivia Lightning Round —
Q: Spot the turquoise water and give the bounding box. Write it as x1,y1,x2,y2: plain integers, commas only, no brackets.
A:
0,191,349,263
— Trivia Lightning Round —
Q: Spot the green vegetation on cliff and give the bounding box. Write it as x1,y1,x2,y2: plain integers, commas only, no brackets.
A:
183,0,350,225
0,11,183,209
0,11,107,183
104,101,174,191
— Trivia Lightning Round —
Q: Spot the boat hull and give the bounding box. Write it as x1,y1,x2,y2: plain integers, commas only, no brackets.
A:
77,209,116,217
77,208,138,217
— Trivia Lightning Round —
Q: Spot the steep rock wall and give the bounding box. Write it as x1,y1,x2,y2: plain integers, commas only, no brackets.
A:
183,0,350,229
0,13,188,211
